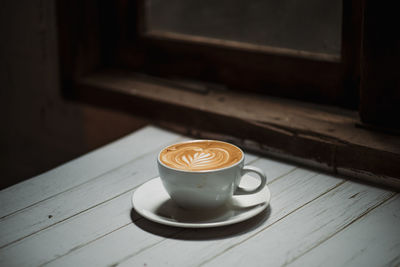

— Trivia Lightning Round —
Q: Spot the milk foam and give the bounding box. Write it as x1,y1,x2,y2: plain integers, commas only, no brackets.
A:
160,140,242,171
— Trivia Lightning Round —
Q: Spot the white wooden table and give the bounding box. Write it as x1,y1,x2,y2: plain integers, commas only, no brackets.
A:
0,126,399,267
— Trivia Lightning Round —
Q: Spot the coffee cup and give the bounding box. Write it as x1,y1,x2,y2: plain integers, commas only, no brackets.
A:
157,140,267,210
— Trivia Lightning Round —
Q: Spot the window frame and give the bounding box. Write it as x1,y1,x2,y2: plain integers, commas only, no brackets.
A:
103,0,362,108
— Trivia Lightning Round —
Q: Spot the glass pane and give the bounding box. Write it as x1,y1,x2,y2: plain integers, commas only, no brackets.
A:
147,0,342,56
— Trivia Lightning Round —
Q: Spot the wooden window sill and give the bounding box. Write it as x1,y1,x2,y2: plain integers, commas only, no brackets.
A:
72,68,400,189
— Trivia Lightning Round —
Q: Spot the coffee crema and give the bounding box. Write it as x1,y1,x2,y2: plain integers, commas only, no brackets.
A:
160,140,243,171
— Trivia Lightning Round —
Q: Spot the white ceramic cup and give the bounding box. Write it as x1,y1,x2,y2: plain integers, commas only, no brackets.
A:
157,140,267,210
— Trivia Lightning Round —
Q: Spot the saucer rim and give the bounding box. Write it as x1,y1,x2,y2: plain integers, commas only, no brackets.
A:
131,176,271,228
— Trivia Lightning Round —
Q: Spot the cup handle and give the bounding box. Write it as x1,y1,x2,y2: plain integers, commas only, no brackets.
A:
234,165,267,195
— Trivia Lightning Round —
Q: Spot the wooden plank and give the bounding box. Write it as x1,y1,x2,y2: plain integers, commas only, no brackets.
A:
0,189,180,267
0,126,179,219
0,135,186,248
145,30,341,63
7,157,291,267
200,182,394,267
0,149,259,266
78,70,360,144
115,170,343,267
289,194,400,267
53,168,342,266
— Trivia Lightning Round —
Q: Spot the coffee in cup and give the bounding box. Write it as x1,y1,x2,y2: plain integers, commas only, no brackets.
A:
158,140,267,210
159,140,242,171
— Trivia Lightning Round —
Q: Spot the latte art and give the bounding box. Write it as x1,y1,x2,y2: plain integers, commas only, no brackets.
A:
166,147,229,170
160,140,242,171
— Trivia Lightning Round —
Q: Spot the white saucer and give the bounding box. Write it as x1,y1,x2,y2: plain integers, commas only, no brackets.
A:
132,175,271,228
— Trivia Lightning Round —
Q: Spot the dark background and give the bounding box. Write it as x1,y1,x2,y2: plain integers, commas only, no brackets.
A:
0,0,147,190
0,0,343,190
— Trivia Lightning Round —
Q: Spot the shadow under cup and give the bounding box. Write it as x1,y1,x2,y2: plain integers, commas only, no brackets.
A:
157,141,267,210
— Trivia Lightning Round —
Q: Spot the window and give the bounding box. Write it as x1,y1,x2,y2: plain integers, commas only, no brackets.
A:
57,0,400,186
99,0,362,108
147,0,342,56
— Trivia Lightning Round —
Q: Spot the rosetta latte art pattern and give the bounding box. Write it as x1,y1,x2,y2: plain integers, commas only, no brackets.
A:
164,147,230,170
160,141,242,171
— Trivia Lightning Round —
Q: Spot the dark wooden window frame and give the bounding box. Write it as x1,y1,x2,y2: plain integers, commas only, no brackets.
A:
110,0,362,108
57,0,400,189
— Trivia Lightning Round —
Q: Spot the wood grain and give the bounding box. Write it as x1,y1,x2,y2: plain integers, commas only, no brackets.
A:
0,132,185,248
201,182,394,267
0,188,180,267
16,157,294,267
81,169,342,266
0,148,258,265
0,125,398,267
0,126,179,219
289,194,400,267
79,70,400,155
